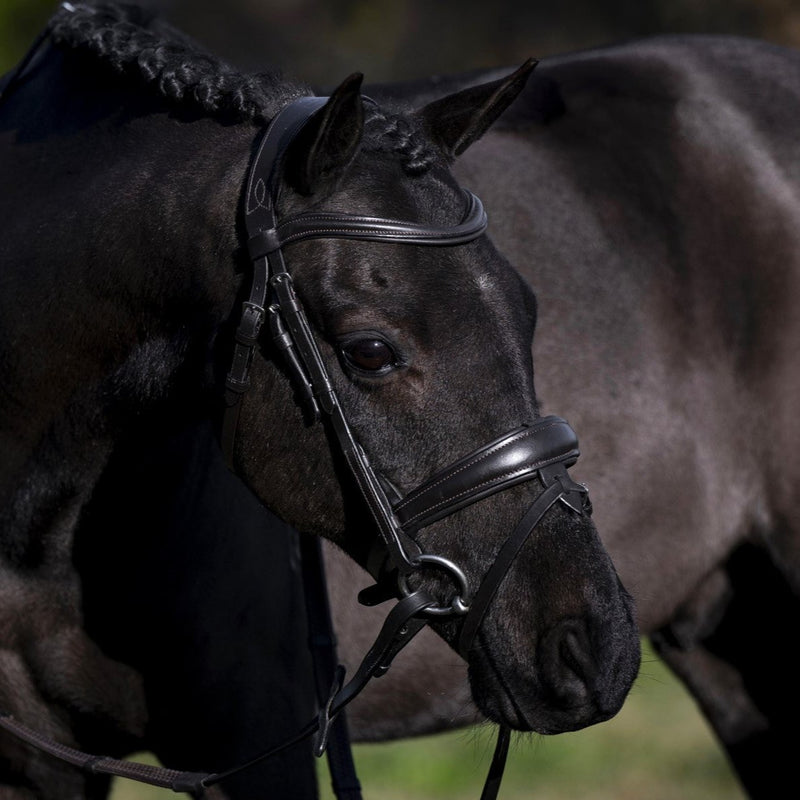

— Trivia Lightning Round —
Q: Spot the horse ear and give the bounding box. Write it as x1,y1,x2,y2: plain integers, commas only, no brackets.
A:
285,73,365,195
418,59,537,158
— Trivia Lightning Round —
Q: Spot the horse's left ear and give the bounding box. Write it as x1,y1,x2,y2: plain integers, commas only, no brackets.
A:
418,59,537,158
285,72,365,195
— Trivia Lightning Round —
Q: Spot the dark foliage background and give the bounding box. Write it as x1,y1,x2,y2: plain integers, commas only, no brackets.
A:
2,0,800,86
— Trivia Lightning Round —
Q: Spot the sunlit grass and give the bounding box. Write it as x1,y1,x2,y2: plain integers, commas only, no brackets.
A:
110,640,745,800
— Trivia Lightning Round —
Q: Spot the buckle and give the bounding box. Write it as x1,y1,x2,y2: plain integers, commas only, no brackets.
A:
235,302,265,346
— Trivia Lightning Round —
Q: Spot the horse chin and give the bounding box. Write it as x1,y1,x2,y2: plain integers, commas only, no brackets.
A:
467,651,631,735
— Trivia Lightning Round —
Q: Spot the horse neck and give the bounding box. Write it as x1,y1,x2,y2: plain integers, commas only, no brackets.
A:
0,50,266,558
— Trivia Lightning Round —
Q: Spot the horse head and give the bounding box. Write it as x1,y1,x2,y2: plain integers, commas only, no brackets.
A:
228,66,640,734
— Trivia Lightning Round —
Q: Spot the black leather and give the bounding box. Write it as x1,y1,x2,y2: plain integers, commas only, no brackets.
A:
247,191,487,259
394,416,579,534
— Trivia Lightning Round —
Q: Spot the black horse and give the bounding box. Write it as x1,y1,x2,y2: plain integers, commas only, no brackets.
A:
0,3,639,798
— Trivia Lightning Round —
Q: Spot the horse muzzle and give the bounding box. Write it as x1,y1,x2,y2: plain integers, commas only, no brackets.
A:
362,415,640,734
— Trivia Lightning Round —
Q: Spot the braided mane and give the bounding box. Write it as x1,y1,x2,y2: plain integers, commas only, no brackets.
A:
49,2,306,122
48,1,435,171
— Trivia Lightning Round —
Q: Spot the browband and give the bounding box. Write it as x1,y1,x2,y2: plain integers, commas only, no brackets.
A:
247,191,487,259
243,94,487,265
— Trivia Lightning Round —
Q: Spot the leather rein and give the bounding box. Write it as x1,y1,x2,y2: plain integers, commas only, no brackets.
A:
0,76,592,799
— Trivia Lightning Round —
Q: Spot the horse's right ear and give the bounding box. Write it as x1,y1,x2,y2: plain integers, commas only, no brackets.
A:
285,73,365,196
418,59,536,159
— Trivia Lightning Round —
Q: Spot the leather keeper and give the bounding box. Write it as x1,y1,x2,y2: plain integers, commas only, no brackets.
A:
247,229,281,259
225,373,250,394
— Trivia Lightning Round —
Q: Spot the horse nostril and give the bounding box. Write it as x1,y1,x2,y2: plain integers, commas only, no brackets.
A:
560,628,588,676
540,620,595,707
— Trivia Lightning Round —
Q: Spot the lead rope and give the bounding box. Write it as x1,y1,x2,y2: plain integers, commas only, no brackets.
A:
482,727,512,800
0,713,208,793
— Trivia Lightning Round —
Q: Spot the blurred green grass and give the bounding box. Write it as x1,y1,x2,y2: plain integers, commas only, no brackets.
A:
0,0,54,74
110,640,745,800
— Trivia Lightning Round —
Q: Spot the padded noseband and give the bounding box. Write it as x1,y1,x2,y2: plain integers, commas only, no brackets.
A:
394,416,582,534
387,416,588,656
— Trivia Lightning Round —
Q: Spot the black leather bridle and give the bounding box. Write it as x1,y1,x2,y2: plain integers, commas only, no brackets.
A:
222,95,589,654
0,79,592,799
216,97,592,797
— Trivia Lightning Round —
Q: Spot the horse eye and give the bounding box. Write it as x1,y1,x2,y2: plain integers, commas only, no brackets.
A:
342,338,397,372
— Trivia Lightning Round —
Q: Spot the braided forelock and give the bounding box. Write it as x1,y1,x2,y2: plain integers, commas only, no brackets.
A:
363,103,436,175
48,1,307,123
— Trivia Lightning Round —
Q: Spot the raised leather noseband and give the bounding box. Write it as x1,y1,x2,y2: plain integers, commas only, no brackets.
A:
394,416,582,535
389,416,589,654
